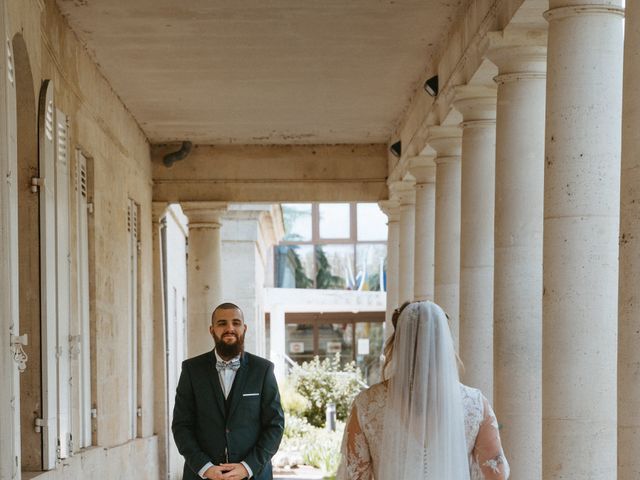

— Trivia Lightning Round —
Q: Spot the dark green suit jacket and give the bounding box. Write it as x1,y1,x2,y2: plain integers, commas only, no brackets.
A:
172,350,285,480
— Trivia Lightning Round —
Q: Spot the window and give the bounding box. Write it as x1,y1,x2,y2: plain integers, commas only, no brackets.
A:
282,203,312,241
357,203,387,241
319,203,350,239
283,312,385,384
275,203,387,291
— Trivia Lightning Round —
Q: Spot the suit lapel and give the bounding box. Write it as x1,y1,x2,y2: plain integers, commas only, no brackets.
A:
207,351,227,418
227,353,250,419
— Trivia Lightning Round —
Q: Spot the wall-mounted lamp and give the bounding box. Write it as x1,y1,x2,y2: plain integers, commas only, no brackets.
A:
423,75,438,97
389,140,402,158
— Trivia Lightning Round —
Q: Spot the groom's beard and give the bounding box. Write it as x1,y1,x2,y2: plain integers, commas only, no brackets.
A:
214,331,245,358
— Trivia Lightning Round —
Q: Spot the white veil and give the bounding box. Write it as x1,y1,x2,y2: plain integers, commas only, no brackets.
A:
378,301,470,480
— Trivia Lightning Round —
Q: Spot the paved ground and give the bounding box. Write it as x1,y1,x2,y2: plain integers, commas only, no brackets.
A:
273,465,327,480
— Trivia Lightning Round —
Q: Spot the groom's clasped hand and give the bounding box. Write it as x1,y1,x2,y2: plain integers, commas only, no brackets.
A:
202,462,248,480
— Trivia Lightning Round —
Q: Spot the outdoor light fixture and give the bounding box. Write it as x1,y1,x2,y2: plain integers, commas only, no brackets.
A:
389,141,402,158
423,75,438,97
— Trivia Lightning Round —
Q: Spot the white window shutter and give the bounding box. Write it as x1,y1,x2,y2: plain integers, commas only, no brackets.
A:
75,150,92,448
38,79,58,470
2,32,22,480
55,108,72,459
128,200,139,438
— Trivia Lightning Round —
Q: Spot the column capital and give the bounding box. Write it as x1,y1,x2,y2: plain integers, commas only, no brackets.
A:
427,126,463,160
407,156,436,184
223,204,271,222
389,176,416,205
152,202,169,224
486,30,547,82
452,85,497,124
181,201,228,228
379,199,400,222
544,5,624,23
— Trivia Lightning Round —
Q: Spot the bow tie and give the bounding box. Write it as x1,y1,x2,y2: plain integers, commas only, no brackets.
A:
216,358,241,372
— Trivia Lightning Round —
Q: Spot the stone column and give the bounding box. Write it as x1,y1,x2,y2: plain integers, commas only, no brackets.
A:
487,32,547,480
428,126,462,350
453,86,497,400
620,1,640,478
182,202,227,357
221,205,278,356
408,156,436,302
390,177,416,305
543,2,624,478
151,202,169,480
379,199,400,339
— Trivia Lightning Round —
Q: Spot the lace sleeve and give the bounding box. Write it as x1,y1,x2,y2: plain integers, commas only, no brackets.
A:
336,403,373,480
472,396,510,480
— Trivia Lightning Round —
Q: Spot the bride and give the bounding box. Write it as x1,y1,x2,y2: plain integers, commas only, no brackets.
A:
336,301,509,480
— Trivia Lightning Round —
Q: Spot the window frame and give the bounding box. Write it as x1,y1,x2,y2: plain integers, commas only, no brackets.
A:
277,202,387,290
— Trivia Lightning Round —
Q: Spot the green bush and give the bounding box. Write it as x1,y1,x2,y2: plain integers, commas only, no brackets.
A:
291,354,364,427
301,422,345,477
283,414,314,440
280,380,310,418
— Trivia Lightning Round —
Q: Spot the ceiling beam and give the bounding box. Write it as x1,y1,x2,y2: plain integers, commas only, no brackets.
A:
152,143,389,203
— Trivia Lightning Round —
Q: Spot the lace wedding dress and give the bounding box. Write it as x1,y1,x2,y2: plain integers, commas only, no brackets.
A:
336,381,510,480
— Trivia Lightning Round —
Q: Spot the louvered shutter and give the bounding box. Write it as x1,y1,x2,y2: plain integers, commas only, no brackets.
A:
55,108,72,458
2,30,22,480
38,79,58,470
127,200,139,438
75,150,92,448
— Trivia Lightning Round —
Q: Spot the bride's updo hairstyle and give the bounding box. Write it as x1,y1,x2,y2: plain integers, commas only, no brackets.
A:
383,301,463,380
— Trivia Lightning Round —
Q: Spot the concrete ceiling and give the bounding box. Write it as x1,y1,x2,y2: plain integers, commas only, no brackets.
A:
57,0,466,145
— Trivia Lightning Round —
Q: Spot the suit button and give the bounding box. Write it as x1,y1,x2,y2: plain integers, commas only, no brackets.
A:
226,428,230,433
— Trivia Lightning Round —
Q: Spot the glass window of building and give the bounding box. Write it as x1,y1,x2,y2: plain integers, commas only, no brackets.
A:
277,312,385,385
282,203,312,241
275,202,387,291
357,203,387,241
319,203,351,239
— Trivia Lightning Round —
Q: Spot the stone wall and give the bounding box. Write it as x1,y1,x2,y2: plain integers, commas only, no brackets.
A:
21,437,159,480
3,0,157,475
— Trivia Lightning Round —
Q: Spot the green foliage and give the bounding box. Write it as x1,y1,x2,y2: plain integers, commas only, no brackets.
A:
367,271,380,291
291,354,364,427
279,416,344,477
290,247,314,288
315,246,345,289
283,414,314,440
280,381,311,419
301,423,344,477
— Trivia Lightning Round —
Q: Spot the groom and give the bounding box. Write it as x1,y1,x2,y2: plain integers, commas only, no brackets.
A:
172,302,285,480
